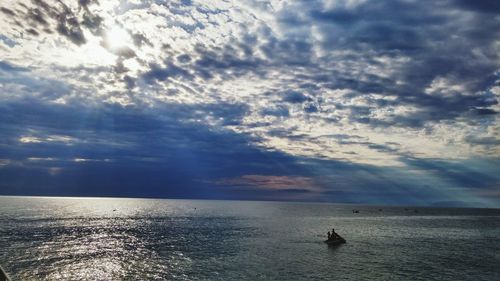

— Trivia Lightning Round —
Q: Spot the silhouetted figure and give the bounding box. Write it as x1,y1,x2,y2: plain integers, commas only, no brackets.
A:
331,228,339,240
324,228,346,246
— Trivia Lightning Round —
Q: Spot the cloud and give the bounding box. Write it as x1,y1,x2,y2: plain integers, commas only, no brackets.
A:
0,7,15,16
282,90,311,104
8,0,102,45
215,175,320,192
19,135,75,145
142,62,193,82
454,0,500,13
261,104,289,117
0,0,499,206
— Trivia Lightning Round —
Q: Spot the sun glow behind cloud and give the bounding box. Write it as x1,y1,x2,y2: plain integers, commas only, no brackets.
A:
104,26,133,51
0,0,499,206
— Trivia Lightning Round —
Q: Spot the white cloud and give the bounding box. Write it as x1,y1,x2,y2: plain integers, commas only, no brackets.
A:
19,135,76,145
1,0,498,168
19,136,42,143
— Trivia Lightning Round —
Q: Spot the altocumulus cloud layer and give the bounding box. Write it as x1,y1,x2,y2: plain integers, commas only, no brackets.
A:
0,0,499,206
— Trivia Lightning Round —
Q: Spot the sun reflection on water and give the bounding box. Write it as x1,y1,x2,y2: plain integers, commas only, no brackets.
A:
1,197,500,280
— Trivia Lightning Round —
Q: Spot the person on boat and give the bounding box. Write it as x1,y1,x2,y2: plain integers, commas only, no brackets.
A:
327,231,331,240
331,228,339,239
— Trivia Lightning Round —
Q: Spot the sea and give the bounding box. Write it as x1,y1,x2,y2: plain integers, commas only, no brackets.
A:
0,196,499,280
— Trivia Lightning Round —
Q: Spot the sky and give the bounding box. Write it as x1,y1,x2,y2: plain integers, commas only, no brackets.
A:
0,0,499,207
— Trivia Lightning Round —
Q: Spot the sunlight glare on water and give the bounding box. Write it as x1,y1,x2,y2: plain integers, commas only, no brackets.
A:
0,197,499,280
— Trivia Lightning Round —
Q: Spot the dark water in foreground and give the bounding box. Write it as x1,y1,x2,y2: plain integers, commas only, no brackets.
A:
0,197,499,280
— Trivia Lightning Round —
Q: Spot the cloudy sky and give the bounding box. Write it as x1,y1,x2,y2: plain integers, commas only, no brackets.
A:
0,0,499,207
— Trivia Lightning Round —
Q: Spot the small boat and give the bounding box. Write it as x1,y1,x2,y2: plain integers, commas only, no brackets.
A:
324,237,346,246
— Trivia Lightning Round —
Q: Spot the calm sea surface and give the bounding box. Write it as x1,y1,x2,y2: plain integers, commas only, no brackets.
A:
0,196,499,280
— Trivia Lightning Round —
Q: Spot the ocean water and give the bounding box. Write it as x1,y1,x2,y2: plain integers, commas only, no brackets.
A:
0,197,499,280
